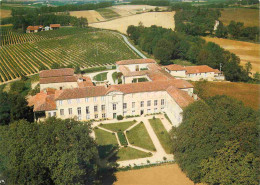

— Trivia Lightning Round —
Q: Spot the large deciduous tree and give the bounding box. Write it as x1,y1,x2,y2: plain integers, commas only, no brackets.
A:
0,118,100,184
171,95,259,183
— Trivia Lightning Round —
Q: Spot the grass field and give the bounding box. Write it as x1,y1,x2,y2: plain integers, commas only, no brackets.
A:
100,121,136,132
149,118,172,154
96,8,120,19
69,10,105,23
90,12,175,34
219,8,259,27
94,128,118,146
0,27,140,83
113,146,151,161
127,122,156,151
114,164,200,185
192,81,260,110
203,37,260,73
93,72,108,81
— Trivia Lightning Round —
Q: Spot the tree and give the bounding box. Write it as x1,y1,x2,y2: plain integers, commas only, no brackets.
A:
227,21,244,39
75,65,81,74
0,118,100,184
0,91,11,125
245,61,252,75
78,17,88,28
155,7,159,11
171,95,258,183
153,39,174,65
201,141,259,185
215,21,228,38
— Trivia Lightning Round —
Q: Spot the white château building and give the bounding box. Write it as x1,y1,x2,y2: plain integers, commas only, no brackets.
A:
29,59,197,126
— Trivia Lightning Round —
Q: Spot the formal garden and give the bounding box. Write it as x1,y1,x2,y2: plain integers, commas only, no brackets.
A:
93,117,171,162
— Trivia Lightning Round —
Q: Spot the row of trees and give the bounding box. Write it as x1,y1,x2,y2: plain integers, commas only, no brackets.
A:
171,95,259,184
216,20,259,42
126,25,250,82
173,5,259,42
9,8,88,30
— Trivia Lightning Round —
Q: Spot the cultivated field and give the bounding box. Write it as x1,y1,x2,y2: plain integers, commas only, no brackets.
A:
219,8,259,27
90,12,175,34
204,37,260,73
69,10,105,23
0,27,140,83
192,81,260,110
110,5,168,17
114,164,199,185
0,9,12,18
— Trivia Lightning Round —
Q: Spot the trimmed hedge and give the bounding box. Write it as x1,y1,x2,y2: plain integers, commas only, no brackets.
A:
117,131,128,146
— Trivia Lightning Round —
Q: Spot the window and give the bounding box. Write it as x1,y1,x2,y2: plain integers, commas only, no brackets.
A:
86,114,90,119
154,100,158,106
147,109,151,113
48,112,51,117
95,114,98,119
59,100,63,105
132,102,135,108
123,103,127,109
132,110,135,115
76,99,80,103
101,96,105,101
102,113,106,118
154,108,158,112
77,107,81,115
53,112,56,117
94,105,98,112
85,98,89,102
140,101,144,107
78,116,82,121
68,108,72,115
101,105,105,111
67,99,72,104
123,111,127,115
147,100,151,107
94,97,97,102
60,109,64,116
113,104,116,110
161,99,165,105
86,106,89,114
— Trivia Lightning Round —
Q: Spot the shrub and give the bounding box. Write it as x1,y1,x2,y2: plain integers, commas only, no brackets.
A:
153,116,155,120
147,160,150,164
163,157,167,161
117,131,128,146
117,115,124,120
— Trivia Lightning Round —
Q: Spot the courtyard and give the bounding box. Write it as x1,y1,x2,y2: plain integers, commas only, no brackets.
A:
91,114,174,167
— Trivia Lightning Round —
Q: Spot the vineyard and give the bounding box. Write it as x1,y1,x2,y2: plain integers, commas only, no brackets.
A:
0,27,140,83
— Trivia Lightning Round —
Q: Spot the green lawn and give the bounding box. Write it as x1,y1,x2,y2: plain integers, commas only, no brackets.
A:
99,121,136,132
94,128,118,146
149,118,172,154
96,8,120,19
114,146,152,161
127,122,156,151
93,72,108,81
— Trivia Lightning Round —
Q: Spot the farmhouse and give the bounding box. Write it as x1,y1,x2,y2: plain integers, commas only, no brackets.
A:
50,24,61,30
29,59,198,126
164,64,225,81
26,25,43,33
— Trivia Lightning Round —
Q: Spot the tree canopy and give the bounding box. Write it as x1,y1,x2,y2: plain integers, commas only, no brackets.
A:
126,25,250,82
171,95,259,183
0,118,100,184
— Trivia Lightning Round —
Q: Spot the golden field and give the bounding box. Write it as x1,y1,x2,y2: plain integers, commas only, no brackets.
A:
192,81,260,110
114,164,202,185
219,8,259,27
69,10,105,23
89,12,175,34
204,37,260,73
0,9,12,18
